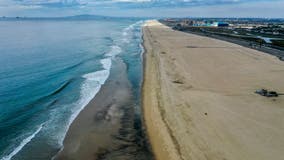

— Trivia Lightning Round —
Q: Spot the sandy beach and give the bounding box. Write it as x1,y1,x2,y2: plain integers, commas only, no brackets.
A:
142,20,284,160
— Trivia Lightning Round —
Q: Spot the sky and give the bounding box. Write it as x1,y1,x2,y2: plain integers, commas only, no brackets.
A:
0,0,284,18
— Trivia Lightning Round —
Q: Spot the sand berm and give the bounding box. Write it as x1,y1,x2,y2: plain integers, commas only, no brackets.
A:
142,20,284,160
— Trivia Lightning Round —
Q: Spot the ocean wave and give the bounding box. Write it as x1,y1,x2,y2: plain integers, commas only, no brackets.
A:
1,57,113,160
104,21,144,59
101,58,112,70
0,79,73,129
75,21,144,117
0,123,44,160
139,42,145,61
62,21,145,140
0,57,90,98
59,58,112,146
122,21,144,44
55,20,144,156
105,45,122,57
82,69,109,85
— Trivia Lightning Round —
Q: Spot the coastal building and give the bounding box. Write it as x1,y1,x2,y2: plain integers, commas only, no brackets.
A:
212,22,229,27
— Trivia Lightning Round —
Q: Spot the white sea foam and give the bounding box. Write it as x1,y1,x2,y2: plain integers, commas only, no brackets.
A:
82,58,111,86
122,31,128,36
1,124,44,160
122,21,144,44
57,58,112,148
101,58,112,70
139,42,145,60
106,45,122,57
70,58,110,121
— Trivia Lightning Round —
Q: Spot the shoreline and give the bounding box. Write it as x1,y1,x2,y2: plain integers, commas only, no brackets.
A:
142,22,182,160
142,20,284,160
55,58,131,159
55,57,153,160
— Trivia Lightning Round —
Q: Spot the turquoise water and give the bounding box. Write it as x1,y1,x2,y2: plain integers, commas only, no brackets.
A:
0,19,145,160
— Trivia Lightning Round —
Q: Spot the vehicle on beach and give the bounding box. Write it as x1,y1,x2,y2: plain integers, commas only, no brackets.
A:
255,89,279,97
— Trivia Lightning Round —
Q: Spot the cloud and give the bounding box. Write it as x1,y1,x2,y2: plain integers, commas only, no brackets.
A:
4,0,280,8
88,0,284,18
0,0,283,17
9,0,82,7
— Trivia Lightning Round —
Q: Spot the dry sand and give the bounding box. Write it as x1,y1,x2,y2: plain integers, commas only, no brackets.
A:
142,20,284,160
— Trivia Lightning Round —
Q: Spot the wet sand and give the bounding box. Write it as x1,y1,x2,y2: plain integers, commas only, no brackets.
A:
142,20,284,160
55,58,153,160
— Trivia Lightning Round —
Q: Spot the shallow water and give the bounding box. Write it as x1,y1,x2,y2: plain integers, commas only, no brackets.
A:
0,19,151,160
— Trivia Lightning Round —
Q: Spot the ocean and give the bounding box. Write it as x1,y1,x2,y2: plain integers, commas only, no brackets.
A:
0,18,148,160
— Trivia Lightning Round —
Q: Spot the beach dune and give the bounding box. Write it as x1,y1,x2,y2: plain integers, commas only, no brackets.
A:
142,20,284,160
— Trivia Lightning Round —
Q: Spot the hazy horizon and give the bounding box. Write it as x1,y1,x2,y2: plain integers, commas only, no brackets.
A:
2,14,284,19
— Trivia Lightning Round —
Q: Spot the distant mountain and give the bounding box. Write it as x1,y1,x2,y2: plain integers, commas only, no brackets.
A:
64,14,115,20
0,14,146,21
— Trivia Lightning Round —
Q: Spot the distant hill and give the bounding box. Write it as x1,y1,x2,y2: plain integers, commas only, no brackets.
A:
0,14,147,21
